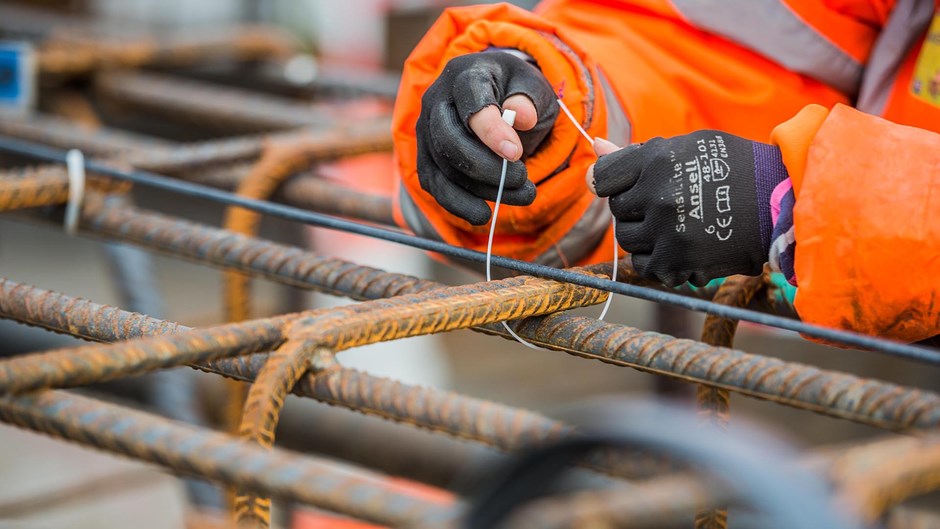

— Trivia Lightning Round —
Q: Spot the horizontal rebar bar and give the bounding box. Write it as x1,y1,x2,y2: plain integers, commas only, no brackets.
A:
96,72,333,133
0,278,665,478
508,313,940,430
0,390,457,527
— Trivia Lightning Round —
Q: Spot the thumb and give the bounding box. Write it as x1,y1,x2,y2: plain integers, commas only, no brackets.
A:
593,137,621,156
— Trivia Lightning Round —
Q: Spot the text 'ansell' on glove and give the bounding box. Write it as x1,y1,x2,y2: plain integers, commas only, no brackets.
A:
589,131,788,287
416,51,559,225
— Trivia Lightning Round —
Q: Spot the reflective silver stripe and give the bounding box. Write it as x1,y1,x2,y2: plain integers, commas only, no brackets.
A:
598,68,632,146
534,198,611,267
670,0,863,95
857,0,935,115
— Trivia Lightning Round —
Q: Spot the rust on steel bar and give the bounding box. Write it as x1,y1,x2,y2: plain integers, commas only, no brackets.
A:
184,162,395,225
887,508,940,529
80,197,441,299
68,201,940,430
223,136,393,322
829,434,940,523
507,313,940,431
218,130,395,443
0,310,291,395
0,112,391,176
0,113,174,157
694,272,769,529
0,390,457,528
0,278,665,479
96,72,334,132
0,165,71,211
504,474,728,529
38,26,297,77
234,275,608,526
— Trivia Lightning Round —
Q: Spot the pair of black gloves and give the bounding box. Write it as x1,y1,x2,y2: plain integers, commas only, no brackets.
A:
418,52,784,286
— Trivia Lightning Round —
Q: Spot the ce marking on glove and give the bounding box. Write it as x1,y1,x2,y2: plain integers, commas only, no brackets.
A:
685,135,734,242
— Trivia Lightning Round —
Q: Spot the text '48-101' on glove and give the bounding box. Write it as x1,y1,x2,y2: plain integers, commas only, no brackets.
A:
415,52,559,225
592,131,788,287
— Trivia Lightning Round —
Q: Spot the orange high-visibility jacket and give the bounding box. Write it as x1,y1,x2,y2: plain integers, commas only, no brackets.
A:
392,0,940,342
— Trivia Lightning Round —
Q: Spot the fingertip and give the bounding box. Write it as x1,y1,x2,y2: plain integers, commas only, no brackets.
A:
593,137,620,156
586,164,597,195
503,94,538,131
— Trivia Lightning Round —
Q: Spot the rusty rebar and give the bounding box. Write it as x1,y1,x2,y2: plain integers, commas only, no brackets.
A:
0,165,71,211
233,273,608,526
694,272,768,529
66,201,940,430
830,434,940,523
504,474,728,529
223,136,386,322
507,313,940,430
0,113,173,157
0,278,667,480
0,390,457,527
0,303,290,395
170,162,395,225
96,72,332,133
38,26,297,77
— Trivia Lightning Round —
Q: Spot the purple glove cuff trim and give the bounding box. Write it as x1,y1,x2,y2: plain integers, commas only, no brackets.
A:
752,142,789,253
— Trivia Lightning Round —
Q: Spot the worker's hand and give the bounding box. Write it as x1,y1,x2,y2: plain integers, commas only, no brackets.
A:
587,132,788,287
416,52,559,225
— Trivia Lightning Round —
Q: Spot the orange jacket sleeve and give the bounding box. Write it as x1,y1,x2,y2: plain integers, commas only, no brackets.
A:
392,1,851,266
771,103,940,343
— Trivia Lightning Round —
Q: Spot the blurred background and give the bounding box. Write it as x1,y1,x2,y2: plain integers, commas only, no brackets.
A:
0,1,938,528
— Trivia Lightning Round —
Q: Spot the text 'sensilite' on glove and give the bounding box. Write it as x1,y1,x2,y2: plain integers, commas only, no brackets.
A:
416,52,559,225
593,131,788,286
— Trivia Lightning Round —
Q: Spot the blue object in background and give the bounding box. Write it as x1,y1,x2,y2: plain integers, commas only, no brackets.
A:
0,41,35,112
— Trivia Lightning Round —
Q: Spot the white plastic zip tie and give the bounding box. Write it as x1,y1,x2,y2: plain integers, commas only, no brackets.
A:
64,149,85,236
556,98,594,146
486,104,620,350
555,98,617,321
486,109,543,350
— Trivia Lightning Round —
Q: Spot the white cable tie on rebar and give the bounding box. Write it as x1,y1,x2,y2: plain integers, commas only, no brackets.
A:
555,98,618,321
486,104,619,350
485,109,543,350
64,149,86,236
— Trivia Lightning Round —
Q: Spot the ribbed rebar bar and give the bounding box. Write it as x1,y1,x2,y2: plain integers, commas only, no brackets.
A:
0,278,667,479
830,434,940,523
39,26,297,77
0,113,173,157
694,273,768,529
96,72,332,133
504,474,727,529
0,302,290,395
223,136,393,321
509,314,940,430
0,165,71,211
0,390,457,527
68,201,940,430
176,163,396,225
234,273,608,526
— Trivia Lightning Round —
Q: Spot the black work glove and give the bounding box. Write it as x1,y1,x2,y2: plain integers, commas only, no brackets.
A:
592,131,788,287
416,52,559,225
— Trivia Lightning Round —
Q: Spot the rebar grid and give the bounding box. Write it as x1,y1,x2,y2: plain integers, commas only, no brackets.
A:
0,29,938,527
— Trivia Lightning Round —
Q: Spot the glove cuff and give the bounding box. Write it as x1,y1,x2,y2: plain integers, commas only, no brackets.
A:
752,142,789,254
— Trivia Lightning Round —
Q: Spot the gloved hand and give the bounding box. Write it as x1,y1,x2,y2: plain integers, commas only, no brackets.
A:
587,132,788,286
416,51,559,225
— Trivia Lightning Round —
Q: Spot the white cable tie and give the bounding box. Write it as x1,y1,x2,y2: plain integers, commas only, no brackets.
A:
64,149,86,236
486,109,543,350
556,98,619,321
556,98,594,146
